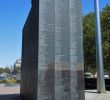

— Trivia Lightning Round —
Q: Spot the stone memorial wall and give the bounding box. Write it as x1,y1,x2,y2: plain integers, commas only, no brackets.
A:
21,0,84,100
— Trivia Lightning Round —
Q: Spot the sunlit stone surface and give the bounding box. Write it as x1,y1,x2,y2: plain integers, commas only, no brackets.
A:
21,0,84,100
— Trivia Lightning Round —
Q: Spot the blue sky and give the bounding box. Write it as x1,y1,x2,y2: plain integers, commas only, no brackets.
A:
82,0,110,15
0,0,109,67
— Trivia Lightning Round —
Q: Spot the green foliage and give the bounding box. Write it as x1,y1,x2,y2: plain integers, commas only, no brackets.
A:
0,80,5,83
83,12,96,73
5,79,17,85
0,67,10,74
83,5,110,73
16,80,21,84
0,79,20,84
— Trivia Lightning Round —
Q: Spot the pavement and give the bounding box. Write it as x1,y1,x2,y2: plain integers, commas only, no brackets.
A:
0,84,20,100
0,84,110,100
0,84,20,95
85,90,110,100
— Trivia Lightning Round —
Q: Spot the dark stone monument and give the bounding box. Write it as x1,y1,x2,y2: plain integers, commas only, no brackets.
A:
21,0,85,100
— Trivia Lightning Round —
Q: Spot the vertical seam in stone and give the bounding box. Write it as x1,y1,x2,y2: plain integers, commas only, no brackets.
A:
68,0,71,99
36,0,39,99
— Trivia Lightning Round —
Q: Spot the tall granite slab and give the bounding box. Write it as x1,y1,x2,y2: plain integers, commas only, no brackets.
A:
21,0,84,100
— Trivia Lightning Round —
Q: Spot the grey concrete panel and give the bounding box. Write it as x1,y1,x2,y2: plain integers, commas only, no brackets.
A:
55,1,71,100
37,0,55,100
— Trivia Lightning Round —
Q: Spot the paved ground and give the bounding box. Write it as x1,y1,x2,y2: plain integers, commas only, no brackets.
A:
85,90,110,100
0,84,110,100
0,84,20,100
0,84,20,95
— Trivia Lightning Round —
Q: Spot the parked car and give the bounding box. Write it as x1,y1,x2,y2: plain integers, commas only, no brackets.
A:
94,73,110,78
0,76,5,81
104,74,109,78
84,72,93,78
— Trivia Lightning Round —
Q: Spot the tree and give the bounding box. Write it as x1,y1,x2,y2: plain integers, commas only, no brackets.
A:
0,67,10,74
83,12,96,74
101,5,110,71
83,5,110,74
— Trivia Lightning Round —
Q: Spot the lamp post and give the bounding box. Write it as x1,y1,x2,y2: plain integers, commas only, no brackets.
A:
94,0,106,93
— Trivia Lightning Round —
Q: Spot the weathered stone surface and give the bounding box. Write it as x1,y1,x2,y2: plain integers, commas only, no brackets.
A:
21,0,84,100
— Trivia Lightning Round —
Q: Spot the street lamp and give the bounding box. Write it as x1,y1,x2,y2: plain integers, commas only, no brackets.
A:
94,0,106,93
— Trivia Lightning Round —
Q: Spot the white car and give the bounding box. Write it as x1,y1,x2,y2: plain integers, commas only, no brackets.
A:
84,73,93,78
104,74,109,78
